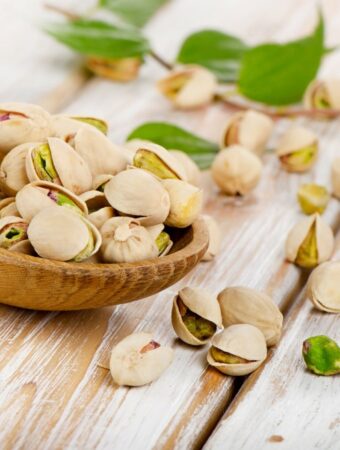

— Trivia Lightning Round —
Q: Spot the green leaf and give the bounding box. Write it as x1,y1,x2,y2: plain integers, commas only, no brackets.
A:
45,19,150,59
99,0,168,27
238,15,324,105
127,122,219,169
177,30,248,82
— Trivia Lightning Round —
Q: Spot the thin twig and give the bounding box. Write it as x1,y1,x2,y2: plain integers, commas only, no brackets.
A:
150,50,173,71
44,3,80,21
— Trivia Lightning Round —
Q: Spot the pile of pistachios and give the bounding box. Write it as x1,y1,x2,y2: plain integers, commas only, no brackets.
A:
0,102,223,264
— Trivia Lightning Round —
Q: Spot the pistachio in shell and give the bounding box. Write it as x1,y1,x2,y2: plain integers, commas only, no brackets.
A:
169,150,201,186
306,261,340,313
331,156,340,199
110,332,174,386
71,116,108,135
80,190,115,230
0,197,20,219
172,287,222,345
297,184,330,215
207,324,267,376
0,142,32,196
303,335,340,376
285,213,334,269
51,115,87,143
146,224,173,256
28,207,101,262
0,216,30,252
218,287,283,346
93,174,113,192
201,215,221,262
304,79,340,110
86,56,142,82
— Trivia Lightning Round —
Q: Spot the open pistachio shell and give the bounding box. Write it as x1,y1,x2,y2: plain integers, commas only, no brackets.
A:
110,332,174,386
211,145,262,196
51,115,86,142
172,287,222,345
285,213,334,269
276,126,318,173
162,179,203,228
169,150,201,186
0,197,20,218
207,324,267,376
0,216,29,252
16,181,88,222
297,183,329,215
0,102,52,154
93,174,114,191
218,287,283,346
331,157,340,199
304,79,340,110
201,215,221,261
145,224,173,256
80,190,115,229
307,261,340,313
86,56,142,82
28,207,101,262
71,116,108,135
104,169,170,226
220,110,273,156
0,142,33,196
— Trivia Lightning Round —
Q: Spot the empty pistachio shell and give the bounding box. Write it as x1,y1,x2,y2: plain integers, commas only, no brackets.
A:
201,215,221,261
162,179,203,228
207,324,267,376
304,79,340,110
0,102,52,154
276,126,318,172
26,137,92,195
331,157,340,199
0,216,29,252
220,110,273,156
28,207,101,262
110,332,174,386
86,56,142,82
169,150,201,186
285,214,334,269
297,184,329,215
211,145,262,196
104,169,170,226
16,181,88,222
157,65,217,109
218,287,283,346
100,217,158,263
307,261,340,313
0,197,20,218
303,336,340,376
80,190,115,229
172,287,222,345
0,143,32,196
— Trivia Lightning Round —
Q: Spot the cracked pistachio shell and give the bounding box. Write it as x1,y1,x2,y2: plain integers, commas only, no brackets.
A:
28,207,101,262
218,287,283,346
104,169,170,226
331,157,340,199
93,174,113,191
172,287,222,346
285,214,334,269
86,56,142,82
26,137,92,195
211,145,262,196
0,215,31,253
0,102,52,154
146,224,173,256
302,335,340,376
73,126,127,177
169,150,201,186
100,217,158,263
0,197,20,218
0,143,33,196
16,181,88,222
220,110,273,156
304,79,340,110
297,183,329,215
110,332,174,386
276,126,318,173
307,261,340,313
201,215,221,261
157,65,217,109
51,115,86,142
207,324,267,376
162,179,203,228
80,190,115,229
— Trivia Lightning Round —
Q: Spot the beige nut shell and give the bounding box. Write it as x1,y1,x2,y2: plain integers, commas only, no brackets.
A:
307,261,340,313
0,197,20,218
80,190,114,229
169,150,201,186
110,332,174,386
331,157,340,199
304,79,340,109
201,215,221,261
0,215,30,253
0,142,33,196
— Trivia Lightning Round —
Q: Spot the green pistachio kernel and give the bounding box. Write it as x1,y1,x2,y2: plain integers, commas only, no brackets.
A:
282,145,317,171
178,298,216,341
210,346,248,364
72,226,95,262
32,144,60,183
302,335,340,376
295,220,318,268
313,85,330,110
133,149,179,180
297,184,330,215
72,117,108,135
155,231,171,255
0,222,28,249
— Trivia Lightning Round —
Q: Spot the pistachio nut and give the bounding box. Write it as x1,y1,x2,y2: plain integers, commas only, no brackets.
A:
100,217,158,263
110,332,174,386
172,287,222,346
157,65,217,109
104,169,170,226
207,324,267,376
0,143,32,196
28,207,101,262
297,183,329,215
201,215,221,261
0,216,30,252
302,336,340,376
162,179,203,228
26,137,92,195
276,126,318,172
211,145,262,196
218,287,283,346
80,190,115,230
0,102,52,154
304,79,340,110
220,110,273,156
93,174,113,192
169,150,201,186
16,181,88,222
146,224,173,256
86,56,142,82
71,116,108,135
51,115,87,143
0,197,20,219
306,261,340,313
331,157,340,199
285,213,334,269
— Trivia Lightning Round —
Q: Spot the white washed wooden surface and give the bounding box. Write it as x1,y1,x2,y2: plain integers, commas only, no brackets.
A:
0,0,339,449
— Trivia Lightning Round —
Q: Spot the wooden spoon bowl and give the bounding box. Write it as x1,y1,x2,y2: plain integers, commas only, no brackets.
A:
0,218,208,310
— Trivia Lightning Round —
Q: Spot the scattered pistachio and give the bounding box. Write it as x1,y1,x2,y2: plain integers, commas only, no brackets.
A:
307,261,340,313
201,215,221,262
297,183,330,215
303,336,340,376
86,57,142,82
304,79,340,110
